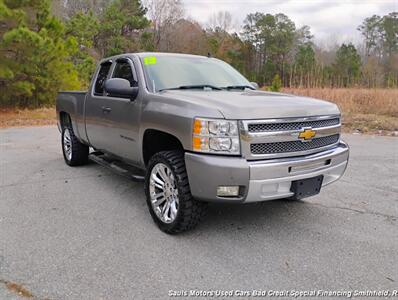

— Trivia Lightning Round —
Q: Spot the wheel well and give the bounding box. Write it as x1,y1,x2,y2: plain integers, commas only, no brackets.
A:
143,130,184,166
59,112,71,129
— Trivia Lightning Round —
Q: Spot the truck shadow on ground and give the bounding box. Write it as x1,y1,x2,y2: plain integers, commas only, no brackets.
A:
196,199,319,234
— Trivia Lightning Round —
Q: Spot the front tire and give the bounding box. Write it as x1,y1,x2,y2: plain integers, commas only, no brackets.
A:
62,125,89,166
145,151,207,234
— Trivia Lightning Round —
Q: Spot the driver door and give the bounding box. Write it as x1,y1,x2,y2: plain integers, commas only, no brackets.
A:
100,58,141,164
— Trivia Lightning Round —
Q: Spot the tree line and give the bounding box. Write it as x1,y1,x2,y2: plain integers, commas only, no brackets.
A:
0,0,397,107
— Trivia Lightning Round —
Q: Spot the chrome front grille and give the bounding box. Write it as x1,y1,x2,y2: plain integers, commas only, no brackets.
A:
248,118,340,132
240,115,341,159
250,134,340,155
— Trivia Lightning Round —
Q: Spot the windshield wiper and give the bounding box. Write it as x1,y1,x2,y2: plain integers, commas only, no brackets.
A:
221,85,256,90
159,84,222,92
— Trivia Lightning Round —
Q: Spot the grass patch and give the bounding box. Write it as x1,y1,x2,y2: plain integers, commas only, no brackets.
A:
0,107,56,128
282,88,398,135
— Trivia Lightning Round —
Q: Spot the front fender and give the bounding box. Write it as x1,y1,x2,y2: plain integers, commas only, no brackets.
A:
139,94,224,151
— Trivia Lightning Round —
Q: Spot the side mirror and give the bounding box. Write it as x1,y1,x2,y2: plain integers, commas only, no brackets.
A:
104,78,138,100
250,82,259,90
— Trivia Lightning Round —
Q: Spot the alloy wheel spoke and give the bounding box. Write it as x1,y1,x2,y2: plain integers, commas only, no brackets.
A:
151,173,164,188
158,167,169,183
152,194,166,207
170,201,178,220
166,167,173,179
162,201,170,219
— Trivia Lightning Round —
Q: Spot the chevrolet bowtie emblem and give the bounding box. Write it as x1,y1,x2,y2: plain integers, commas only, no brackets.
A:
299,128,316,141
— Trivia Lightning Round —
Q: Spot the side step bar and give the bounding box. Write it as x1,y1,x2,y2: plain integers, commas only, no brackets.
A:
89,152,145,182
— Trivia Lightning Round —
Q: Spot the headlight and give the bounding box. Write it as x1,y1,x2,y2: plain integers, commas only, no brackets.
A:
192,118,240,155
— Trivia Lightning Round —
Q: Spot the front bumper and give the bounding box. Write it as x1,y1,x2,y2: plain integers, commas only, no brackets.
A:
185,141,349,203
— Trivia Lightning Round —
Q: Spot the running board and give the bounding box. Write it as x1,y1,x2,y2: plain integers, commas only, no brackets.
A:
89,152,145,182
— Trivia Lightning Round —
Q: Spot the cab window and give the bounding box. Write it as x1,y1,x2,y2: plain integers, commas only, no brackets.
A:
112,60,137,87
94,62,112,96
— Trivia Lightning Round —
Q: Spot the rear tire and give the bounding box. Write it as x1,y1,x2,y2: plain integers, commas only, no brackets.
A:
61,125,89,166
145,151,207,234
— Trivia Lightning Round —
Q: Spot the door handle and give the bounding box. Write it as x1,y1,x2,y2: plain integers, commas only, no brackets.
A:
102,106,112,113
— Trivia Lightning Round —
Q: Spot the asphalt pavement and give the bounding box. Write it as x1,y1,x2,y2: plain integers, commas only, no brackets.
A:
0,126,397,300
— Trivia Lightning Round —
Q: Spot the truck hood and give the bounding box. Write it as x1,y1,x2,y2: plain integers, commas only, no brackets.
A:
161,90,340,119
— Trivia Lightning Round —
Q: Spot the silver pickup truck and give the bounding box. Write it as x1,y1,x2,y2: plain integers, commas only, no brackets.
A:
57,52,349,233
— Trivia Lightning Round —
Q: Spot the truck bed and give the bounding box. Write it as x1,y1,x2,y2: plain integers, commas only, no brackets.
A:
56,91,87,142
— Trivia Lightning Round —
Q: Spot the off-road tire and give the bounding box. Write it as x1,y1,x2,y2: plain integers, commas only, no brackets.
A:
62,125,89,166
145,151,207,234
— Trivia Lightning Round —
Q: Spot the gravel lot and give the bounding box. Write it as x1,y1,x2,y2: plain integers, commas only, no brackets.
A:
0,126,397,299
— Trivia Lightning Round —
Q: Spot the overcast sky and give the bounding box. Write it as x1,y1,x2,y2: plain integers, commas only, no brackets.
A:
183,0,397,46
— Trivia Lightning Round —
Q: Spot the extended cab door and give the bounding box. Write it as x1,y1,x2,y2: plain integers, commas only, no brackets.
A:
85,60,113,151
96,58,142,163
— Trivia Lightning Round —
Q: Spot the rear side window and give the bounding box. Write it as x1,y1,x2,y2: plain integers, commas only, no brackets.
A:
112,61,137,87
94,62,112,95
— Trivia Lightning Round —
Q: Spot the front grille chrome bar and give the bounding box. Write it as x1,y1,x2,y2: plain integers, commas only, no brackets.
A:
239,115,341,160
248,117,340,132
251,134,340,155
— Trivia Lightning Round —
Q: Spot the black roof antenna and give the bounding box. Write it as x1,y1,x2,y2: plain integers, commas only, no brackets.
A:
207,52,212,58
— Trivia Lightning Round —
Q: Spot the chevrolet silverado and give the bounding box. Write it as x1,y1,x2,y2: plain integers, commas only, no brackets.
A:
56,52,349,234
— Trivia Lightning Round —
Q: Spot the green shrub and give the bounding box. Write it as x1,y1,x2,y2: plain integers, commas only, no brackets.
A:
269,74,282,92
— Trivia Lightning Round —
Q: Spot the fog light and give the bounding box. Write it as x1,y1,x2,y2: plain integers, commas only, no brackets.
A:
217,186,240,197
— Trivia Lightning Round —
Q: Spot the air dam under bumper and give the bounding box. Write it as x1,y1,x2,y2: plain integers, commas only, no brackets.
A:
185,141,349,203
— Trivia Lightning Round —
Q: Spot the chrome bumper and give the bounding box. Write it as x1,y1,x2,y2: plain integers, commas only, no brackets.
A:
185,141,349,203
245,141,349,202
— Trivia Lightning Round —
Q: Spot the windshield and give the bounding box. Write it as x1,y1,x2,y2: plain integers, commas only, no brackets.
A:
141,55,251,92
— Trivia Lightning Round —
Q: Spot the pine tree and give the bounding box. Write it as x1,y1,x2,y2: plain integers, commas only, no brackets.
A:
0,0,81,107
65,11,100,87
334,43,362,87
96,0,150,56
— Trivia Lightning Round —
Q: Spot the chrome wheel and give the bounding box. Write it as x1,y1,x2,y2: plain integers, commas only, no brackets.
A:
149,163,179,223
63,128,72,161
